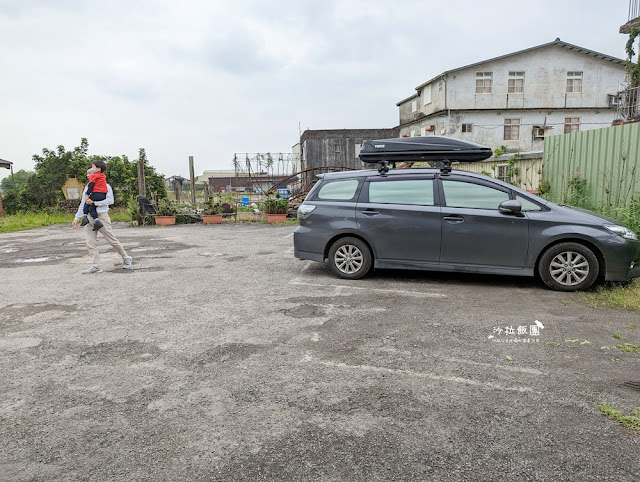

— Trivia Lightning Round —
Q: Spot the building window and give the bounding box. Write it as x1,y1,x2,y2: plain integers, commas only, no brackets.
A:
411,100,417,112
462,123,473,133
334,144,341,153
496,164,511,183
566,71,583,93
508,71,524,94
504,119,520,140
423,85,432,105
411,129,417,137
438,80,444,93
564,117,580,134
476,72,493,94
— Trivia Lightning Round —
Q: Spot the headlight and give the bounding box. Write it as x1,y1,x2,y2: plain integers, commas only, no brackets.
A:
603,224,638,240
297,204,316,219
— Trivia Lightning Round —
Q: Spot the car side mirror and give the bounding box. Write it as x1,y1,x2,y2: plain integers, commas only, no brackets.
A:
499,199,523,216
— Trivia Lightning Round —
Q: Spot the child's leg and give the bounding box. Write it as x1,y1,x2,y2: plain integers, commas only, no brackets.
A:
87,192,107,220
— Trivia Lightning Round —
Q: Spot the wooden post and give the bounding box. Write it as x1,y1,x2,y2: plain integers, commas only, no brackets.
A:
137,159,146,198
189,156,196,206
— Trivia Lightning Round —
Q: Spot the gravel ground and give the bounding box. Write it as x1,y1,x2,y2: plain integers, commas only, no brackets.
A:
1,222,639,481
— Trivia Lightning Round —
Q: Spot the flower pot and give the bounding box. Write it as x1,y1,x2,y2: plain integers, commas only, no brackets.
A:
267,214,287,223
155,215,176,226
202,214,223,224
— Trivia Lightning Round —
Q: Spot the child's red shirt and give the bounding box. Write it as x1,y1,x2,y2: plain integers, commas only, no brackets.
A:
89,172,108,193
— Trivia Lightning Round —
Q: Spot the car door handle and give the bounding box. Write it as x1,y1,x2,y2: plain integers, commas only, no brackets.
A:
443,215,464,224
362,209,379,216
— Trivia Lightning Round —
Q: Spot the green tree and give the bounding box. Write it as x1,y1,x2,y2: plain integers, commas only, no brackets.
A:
2,139,167,213
18,139,90,210
136,148,167,200
0,169,34,193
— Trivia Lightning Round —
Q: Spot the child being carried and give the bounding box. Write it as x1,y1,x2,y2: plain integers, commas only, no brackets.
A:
80,160,108,231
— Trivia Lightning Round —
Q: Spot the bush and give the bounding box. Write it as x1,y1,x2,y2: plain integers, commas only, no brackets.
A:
261,192,288,214
611,194,640,234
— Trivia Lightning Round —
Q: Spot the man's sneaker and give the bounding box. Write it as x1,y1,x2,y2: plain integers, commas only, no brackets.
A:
122,256,133,269
80,216,90,226
82,266,103,274
92,220,104,231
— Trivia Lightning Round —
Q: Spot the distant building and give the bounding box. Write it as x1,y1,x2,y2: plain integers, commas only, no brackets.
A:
200,170,288,193
396,38,627,153
299,128,400,173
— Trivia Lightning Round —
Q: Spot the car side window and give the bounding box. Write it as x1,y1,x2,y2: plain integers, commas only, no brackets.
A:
442,180,509,209
316,179,359,200
368,179,434,205
516,195,543,211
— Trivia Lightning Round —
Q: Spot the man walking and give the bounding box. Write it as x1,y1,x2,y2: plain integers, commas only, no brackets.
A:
72,167,132,273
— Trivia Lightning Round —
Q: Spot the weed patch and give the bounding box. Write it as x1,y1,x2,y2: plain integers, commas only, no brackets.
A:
615,343,640,353
597,403,640,431
581,280,640,312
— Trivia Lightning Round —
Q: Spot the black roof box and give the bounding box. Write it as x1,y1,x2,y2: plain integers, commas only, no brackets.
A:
359,136,493,163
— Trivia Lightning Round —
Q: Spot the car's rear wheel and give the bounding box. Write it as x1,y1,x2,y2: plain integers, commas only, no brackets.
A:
328,237,372,280
539,242,599,291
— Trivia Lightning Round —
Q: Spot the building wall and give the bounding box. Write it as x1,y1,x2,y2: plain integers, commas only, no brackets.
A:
443,45,624,111
300,128,400,172
398,43,626,152
399,109,616,153
454,155,544,193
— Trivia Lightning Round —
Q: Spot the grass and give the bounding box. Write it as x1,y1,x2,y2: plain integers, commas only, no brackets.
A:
581,280,640,313
0,207,131,233
0,211,75,233
615,343,640,353
597,403,640,431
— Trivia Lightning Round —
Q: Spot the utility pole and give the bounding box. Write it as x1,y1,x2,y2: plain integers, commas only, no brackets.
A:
189,156,196,206
137,159,146,197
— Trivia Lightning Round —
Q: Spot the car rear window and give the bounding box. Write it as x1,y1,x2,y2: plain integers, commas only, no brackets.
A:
368,179,434,205
317,180,359,200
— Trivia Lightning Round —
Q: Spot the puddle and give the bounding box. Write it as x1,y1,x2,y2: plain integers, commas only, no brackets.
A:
282,304,327,318
14,255,65,263
61,241,85,247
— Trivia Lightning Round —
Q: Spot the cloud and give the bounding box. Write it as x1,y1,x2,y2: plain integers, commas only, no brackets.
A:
0,0,630,181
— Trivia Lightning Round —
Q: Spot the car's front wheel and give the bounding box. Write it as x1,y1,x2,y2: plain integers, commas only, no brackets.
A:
328,237,372,280
539,242,599,291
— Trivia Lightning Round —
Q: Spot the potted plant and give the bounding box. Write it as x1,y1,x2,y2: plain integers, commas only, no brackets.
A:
202,195,223,224
155,199,177,226
261,192,289,223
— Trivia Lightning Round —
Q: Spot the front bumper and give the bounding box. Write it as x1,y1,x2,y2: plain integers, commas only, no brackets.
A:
601,236,640,281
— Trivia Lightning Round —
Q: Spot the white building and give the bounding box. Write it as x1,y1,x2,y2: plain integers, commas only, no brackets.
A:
396,38,627,153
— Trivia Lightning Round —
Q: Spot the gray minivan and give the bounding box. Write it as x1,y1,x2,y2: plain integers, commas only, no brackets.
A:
293,167,640,291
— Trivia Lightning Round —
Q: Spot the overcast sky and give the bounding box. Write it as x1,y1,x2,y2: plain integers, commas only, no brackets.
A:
0,0,632,181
